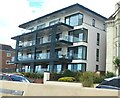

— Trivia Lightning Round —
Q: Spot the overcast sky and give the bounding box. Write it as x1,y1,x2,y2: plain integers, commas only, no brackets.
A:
0,0,119,48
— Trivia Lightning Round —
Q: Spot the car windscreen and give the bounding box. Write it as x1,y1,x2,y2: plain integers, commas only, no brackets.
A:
100,79,120,88
9,75,28,82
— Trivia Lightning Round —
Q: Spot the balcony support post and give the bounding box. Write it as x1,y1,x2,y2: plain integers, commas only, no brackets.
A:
49,25,57,73
15,37,20,62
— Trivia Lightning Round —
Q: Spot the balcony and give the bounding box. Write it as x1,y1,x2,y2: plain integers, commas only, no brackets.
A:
18,54,34,61
19,40,35,48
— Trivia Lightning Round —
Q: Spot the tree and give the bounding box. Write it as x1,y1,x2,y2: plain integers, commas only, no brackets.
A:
113,57,120,75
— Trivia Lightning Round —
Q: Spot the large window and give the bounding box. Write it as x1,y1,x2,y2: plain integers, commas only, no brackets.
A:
54,64,62,73
69,29,88,42
68,63,86,72
65,13,83,26
68,46,87,60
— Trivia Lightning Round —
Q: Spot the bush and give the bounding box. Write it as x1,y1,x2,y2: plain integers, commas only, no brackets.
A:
93,74,105,84
63,70,76,77
58,77,75,82
105,71,115,78
74,72,82,82
80,72,94,87
50,73,63,81
20,72,43,79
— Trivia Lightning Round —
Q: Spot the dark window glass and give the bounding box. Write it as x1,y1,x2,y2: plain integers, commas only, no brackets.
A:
97,33,100,45
69,29,88,42
96,49,99,61
101,79,120,88
92,19,95,27
65,13,83,26
96,65,99,71
68,63,86,72
68,46,87,60
56,33,62,41
48,35,51,41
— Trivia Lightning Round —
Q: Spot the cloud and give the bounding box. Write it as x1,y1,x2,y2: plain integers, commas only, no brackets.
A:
0,0,36,48
0,0,119,48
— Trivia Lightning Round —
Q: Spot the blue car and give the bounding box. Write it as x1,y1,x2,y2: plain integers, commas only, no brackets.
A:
96,76,120,90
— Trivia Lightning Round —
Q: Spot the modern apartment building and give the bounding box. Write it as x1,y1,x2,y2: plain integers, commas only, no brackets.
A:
12,3,106,73
106,2,120,74
0,44,16,72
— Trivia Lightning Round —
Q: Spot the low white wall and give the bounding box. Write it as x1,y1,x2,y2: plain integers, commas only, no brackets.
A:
45,81,83,87
0,80,119,96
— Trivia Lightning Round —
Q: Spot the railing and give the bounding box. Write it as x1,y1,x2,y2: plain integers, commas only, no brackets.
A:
58,35,73,42
18,54,34,61
19,40,35,48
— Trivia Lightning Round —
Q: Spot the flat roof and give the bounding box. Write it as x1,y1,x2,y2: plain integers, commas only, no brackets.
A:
19,3,107,28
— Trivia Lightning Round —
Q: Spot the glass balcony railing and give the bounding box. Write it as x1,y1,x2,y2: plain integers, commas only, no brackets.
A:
19,40,35,48
36,53,50,60
58,35,73,42
18,54,34,61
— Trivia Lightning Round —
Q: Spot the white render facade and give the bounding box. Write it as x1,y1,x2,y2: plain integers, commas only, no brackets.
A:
12,4,106,73
106,2,120,74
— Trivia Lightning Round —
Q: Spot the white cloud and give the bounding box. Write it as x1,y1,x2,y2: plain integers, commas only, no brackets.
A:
0,0,119,48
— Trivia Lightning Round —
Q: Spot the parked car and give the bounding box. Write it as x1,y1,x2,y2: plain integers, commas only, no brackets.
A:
96,76,120,90
0,73,31,83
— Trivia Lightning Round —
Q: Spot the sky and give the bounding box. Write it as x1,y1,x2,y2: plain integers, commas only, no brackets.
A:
0,0,119,48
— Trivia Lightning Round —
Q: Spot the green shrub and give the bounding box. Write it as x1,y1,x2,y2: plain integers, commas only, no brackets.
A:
74,72,82,82
20,72,43,79
105,71,115,78
50,73,63,81
93,74,105,84
58,77,75,82
63,70,76,77
80,72,94,87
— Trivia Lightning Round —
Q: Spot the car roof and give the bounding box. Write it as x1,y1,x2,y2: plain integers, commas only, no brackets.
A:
104,76,120,81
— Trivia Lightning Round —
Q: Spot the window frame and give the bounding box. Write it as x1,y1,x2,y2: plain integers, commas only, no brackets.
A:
65,13,83,26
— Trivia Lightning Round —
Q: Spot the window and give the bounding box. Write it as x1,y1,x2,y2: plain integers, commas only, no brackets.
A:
92,19,95,27
68,63,86,72
103,23,106,31
37,37,43,44
37,24,45,30
47,50,50,59
96,49,99,61
29,27,34,31
65,13,83,26
7,52,11,57
55,48,62,58
54,64,62,73
69,46,87,60
56,33,62,40
48,35,51,42
69,28,88,42
49,19,60,26
97,33,100,45
116,26,119,37
96,65,99,71
6,60,10,64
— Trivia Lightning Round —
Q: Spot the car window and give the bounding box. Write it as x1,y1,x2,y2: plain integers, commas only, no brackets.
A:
2,76,10,80
10,75,23,82
101,79,120,88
